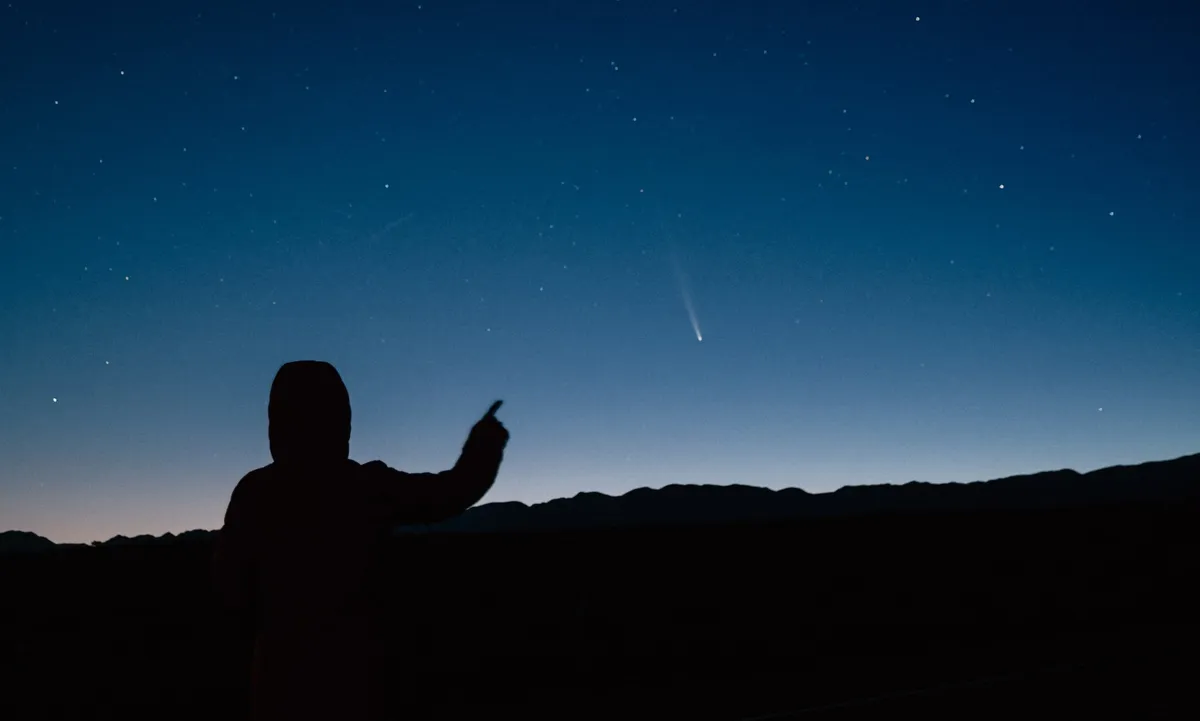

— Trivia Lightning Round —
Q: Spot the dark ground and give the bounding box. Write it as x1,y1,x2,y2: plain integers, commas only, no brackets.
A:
2,501,1197,720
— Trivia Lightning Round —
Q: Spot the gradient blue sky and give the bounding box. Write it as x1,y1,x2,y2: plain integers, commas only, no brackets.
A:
2,0,1198,543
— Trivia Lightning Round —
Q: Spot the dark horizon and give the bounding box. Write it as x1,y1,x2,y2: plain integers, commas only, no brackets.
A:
6,448,1196,546
5,477,1198,719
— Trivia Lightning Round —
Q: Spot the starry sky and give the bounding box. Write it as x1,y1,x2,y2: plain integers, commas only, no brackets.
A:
2,0,1198,543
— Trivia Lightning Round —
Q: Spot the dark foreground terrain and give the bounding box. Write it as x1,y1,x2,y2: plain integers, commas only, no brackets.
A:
3,495,1199,720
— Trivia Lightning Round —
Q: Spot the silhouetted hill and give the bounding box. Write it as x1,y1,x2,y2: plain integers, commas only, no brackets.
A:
2,453,1198,718
3,497,1198,720
405,451,1200,533
88,529,214,547
2,453,1195,718
5,452,1198,550
0,530,57,554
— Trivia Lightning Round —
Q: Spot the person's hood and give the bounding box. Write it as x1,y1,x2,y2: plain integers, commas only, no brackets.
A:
268,360,352,464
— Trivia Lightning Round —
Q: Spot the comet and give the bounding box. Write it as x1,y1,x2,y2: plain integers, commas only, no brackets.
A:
668,248,703,342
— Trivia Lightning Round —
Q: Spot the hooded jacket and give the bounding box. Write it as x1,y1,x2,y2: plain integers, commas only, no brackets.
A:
213,361,505,720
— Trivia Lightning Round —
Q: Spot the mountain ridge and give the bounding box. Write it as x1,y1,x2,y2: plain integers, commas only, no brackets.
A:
3,451,1197,551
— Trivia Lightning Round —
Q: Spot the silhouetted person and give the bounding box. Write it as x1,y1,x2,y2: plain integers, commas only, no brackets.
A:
213,360,508,721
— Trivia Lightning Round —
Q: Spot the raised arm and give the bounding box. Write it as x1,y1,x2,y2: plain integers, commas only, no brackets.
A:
365,400,509,526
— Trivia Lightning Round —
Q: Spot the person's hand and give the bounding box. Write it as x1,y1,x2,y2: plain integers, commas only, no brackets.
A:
467,400,509,453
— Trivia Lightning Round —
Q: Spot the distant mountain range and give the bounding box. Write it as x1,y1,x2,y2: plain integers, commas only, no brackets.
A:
3,452,1198,553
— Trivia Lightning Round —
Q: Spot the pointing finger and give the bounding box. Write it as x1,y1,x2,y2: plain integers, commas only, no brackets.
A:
484,400,503,419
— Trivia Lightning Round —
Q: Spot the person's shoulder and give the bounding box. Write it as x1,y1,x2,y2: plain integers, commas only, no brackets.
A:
230,464,275,500
358,460,416,483
241,464,277,483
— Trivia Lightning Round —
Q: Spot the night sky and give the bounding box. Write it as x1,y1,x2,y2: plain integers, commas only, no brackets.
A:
2,1,1198,544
